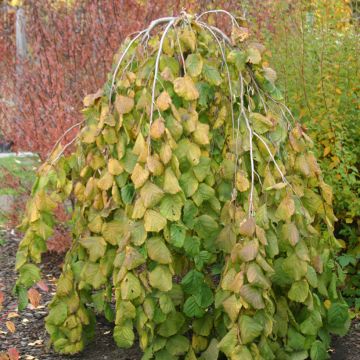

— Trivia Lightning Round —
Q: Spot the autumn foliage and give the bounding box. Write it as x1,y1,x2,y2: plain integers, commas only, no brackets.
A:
0,0,239,160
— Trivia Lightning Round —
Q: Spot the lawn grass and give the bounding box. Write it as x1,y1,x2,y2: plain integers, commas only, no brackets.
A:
0,154,40,227
0,154,40,195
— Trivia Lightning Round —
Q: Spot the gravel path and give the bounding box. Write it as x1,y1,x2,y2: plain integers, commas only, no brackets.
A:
0,229,359,360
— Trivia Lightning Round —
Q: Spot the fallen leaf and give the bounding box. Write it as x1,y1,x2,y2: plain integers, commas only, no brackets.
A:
36,280,49,292
7,348,19,360
28,288,41,308
0,352,9,360
7,312,19,319
6,321,16,333
28,339,43,346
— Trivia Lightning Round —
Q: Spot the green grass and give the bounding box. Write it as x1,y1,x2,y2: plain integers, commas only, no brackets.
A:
0,155,40,195
0,155,40,226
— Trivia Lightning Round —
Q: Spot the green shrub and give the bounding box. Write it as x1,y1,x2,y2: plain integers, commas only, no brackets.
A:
260,0,360,310
15,11,349,359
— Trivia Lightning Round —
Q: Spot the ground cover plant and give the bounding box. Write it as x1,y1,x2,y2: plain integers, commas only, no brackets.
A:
14,11,350,359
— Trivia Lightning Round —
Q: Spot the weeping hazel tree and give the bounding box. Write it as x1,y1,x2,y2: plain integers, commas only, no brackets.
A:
15,10,350,360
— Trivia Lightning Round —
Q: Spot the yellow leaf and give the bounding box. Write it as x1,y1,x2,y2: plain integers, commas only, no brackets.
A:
83,88,103,107
115,95,134,114
174,76,199,101
156,91,172,111
180,28,196,52
150,118,165,140
6,321,16,333
144,210,167,232
147,154,164,176
97,172,114,191
236,171,250,192
108,159,123,176
131,164,149,189
324,300,331,309
323,146,331,157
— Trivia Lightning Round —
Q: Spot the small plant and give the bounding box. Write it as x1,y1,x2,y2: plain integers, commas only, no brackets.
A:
15,11,349,359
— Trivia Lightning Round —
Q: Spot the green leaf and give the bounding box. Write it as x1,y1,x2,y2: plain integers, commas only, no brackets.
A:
183,200,198,229
79,236,106,262
166,335,190,356
149,265,173,292
184,296,205,318
179,171,199,198
288,327,306,351
310,340,327,360
158,312,185,337
194,284,214,308
147,237,172,264
18,264,41,288
17,286,28,311
159,194,183,222
193,215,219,241
239,315,263,344
159,293,175,314
186,53,203,77
113,323,135,349
202,63,222,86
227,49,247,71
46,302,68,325
196,82,215,107
193,314,213,336
181,270,204,294
250,113,273,134
218,327,238,356
300,311,323,336
170,224,187,248
121,184,135,204
121,272,142,300
327,302,350,335
192,183,215,206
288,280,309,303
199,339,219,360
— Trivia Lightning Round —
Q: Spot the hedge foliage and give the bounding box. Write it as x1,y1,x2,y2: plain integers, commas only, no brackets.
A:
15,12,350,359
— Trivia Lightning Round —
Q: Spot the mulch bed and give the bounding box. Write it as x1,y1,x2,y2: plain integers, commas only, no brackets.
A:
0,229,359,360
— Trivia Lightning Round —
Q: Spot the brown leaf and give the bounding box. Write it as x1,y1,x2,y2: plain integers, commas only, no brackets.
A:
7,312,19,319
156,91,172,111
7,348,19,360
6,321,16,334
115,95,134,114
238,217,256,237
28,288,41,308
0,352,9,360
150,118,165,140
36,280,49,292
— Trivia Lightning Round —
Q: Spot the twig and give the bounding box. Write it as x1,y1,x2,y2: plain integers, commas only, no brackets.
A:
148,18,176,153
45,120,84,164
239,73,255,217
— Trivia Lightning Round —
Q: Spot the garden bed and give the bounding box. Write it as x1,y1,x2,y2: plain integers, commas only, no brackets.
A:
0,229,358,360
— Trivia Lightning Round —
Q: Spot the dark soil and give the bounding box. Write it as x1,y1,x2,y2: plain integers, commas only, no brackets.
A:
0,229,359,360
0,229,141,360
